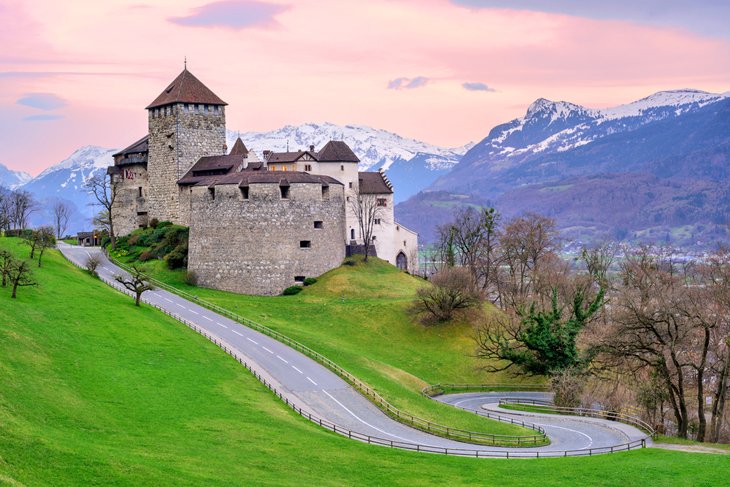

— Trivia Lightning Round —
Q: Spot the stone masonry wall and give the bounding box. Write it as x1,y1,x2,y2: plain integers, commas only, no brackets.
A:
188,182,346,296
147,103,226,224
111,164,148,237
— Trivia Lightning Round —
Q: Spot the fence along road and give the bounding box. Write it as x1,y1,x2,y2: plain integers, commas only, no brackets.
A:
59,243,650,458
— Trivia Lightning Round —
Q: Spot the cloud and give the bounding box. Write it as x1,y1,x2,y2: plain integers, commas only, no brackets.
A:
23,114,64,122
387,76,429,90
169,1,290,29
16,93,66,110
462,82,496,92
450,1,730,39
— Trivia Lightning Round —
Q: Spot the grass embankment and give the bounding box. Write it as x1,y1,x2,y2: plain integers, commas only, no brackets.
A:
501,404,561,415
0,238,730,487
114,248,543,439
2,237,730,486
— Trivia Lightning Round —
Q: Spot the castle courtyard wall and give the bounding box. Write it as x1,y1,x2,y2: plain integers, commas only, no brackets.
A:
188,182,345,295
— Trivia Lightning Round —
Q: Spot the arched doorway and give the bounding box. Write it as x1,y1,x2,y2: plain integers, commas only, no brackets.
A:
396,251,408,271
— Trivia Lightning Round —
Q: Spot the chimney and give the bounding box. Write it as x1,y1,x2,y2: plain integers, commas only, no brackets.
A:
309,144,315,152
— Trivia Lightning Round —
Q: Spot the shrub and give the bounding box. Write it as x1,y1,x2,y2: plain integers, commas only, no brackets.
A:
550,369,585,408
411,267,483,325
149,218,159,229
282,285,303,296
85,255,101,277
100,236,111,248
127,234,140,246
157,221,173,229
343,259,356,266
184,271,198,286
165,241,188,269
303,277,317,286
139,250,155,262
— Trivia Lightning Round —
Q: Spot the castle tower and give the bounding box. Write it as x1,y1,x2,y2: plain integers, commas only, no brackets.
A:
145,68,227,224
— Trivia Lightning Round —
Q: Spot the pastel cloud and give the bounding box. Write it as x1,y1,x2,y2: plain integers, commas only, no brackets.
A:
17,92,66,110
462,82,495,92
23,114,64,121
169,0,289,29
388,76,429,90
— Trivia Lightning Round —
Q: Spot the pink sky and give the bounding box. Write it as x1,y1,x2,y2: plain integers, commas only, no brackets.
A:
1,0,729,175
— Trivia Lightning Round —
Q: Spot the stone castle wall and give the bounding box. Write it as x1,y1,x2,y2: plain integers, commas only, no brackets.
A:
188,181,346,295
147,103,226,224
111,164,148,237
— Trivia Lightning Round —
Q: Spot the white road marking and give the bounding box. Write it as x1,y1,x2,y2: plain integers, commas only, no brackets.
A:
321,390,415,443
175,303,186,309
276,355,289,364
246,337,259,345
165,298,174,303
292,366,303,374
232,330,243,336
189,309,199,315
530,421,594,448
262,346,274,354
202,315,213,321
217,323,228,329
306,376,318,386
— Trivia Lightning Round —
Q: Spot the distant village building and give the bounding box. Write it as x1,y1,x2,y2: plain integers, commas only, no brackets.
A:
109,68,418,295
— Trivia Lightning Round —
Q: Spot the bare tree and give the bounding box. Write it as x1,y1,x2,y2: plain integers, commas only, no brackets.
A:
0,186,11,232
85,254,101,277
23,230,41,259
348,188,387,262
35,226,56,268
0,249,13,287
411,267,483,325
114,265,153,306
8,259,36,299
9,190,36,230
85,172,118,249
52,200,73,238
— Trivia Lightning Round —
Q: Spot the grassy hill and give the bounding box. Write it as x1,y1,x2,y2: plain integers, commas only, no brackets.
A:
113,249,545,436
1,237,729,485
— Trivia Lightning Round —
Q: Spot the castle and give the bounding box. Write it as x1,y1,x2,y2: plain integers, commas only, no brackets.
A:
109,68,418,295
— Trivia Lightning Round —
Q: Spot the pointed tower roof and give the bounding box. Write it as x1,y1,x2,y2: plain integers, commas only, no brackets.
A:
317,140,360,162
146,68,227,109
229,137,249,156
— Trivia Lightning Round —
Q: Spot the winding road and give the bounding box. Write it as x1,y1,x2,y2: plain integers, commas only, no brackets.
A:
59,243,650,458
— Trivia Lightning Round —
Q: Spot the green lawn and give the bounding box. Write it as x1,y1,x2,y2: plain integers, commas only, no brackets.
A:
1,237,729,485
115,252,545,438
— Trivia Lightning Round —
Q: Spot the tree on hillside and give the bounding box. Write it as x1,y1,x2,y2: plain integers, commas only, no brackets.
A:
411,267,483,325
348,188,387,262
0,186,11,232
476,286,605,376
9,190,36,230
114,265,153,306
8,258,36,299
85,173,119,249
23,230,42,259
35,226,56,268
52,200,73,239
0,250,13,287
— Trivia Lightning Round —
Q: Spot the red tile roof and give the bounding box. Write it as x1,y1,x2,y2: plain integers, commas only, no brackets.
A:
358,171,393,194
146,68,227,109
317,141,360,163
229,137,248,156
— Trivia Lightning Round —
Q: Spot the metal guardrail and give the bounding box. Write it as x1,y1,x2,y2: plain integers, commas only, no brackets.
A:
104,254,547,447
422,383,550,397
498,398,656,437
58,247,649,458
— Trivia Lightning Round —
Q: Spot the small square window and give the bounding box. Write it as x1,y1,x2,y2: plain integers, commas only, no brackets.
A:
240,187,249,200
348,182,353,189
322,185,329,199
377,198,387,207
305,164,312,172
314,221,323,229
340,165,344,171
374,218,381,225
300,240,311,248
294,275,305,283
372,236,377,241
280,186,290,199
208,187,215,200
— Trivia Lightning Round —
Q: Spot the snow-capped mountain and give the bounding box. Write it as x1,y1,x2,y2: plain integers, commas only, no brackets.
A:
228,122,469,201
0,163,31,189
20,146,116,234
399,89,730,249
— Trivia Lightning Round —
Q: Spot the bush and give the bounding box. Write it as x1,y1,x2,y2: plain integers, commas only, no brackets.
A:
165,241,188,269
100,236,111,248
149,218,159,229
127,234,140,246
157,221,173,229
343,259,356,266
550,369,585,408
139,250,155,262
184,271,198,286
411,267,483,325
282,285,303,296
85,255,101,277
303,277,317,286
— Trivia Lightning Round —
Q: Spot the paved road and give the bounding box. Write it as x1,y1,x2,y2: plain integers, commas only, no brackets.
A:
60,244,649,456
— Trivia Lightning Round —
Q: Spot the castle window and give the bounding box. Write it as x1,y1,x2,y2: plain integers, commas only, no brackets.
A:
340,165,344,171
377,198,387,207
403,240,407,247
240,186,249,200
348,182,353,189
299,240,311,249
350,229,355,240
280,185,290,199
374,218,381,225
184,104,189,112
138,186,143,198
305,164,312,172
322,185,329,199
372,236,376,241
208,187,215,200
346,196,350,202
314,221,323,229
294,275,305,283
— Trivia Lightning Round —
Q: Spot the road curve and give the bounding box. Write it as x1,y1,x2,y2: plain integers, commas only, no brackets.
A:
59,244,649,457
